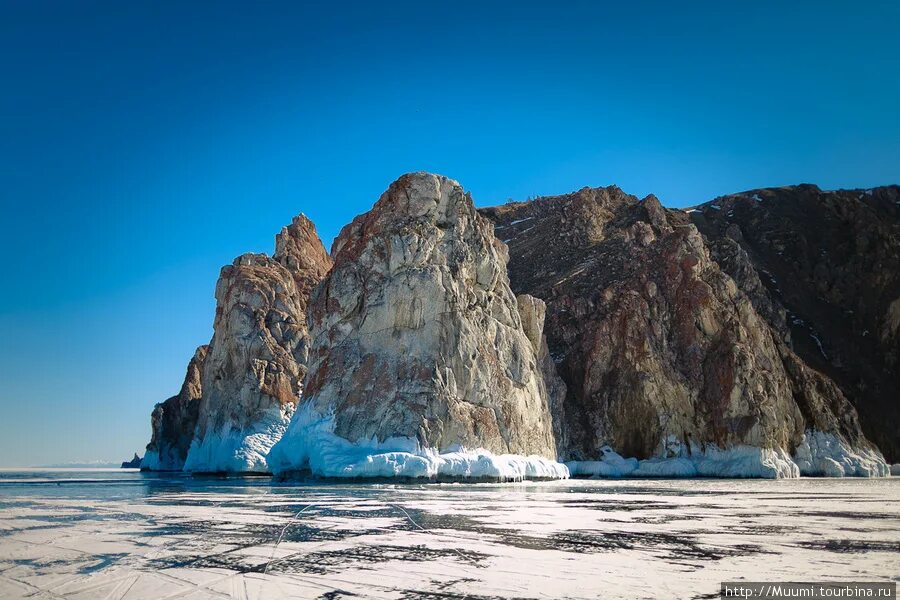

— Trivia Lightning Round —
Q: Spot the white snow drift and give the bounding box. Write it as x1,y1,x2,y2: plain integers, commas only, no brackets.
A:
567,444,798,479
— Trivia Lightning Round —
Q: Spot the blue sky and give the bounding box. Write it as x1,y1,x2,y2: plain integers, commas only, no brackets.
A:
1,1,897,466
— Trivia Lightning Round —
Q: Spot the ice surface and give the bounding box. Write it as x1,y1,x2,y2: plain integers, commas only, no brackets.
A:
183,404,295,473
892,464,900,476
1,474,897,600
268,403,569,481
793,430,890,477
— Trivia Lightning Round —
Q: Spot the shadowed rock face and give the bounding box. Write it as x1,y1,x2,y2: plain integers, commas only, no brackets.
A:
141,345,208,471
688,185,900,461
139,215,332,473
480,186,882,465
299,172,559,457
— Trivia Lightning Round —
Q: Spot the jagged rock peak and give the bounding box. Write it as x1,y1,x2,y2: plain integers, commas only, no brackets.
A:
177,214,332,473
274,213,332,294
269,172,567,480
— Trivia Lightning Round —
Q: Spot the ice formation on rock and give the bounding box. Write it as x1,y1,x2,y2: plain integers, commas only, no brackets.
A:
793,430,889,477
567,442,799,479
269,404,568,481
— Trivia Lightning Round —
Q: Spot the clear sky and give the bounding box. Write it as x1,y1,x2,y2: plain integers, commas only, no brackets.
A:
1,1,897,466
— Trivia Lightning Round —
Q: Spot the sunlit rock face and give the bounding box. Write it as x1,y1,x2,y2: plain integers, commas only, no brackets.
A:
481,186,888,477
181,215,332,473
274,214,333,309
516,293,569,457
140,345,208,471
270,173,562,478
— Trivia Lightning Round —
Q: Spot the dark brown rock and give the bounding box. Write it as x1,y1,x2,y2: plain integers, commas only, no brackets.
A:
140,345,208,471
688,185,900,461
480,184,889,475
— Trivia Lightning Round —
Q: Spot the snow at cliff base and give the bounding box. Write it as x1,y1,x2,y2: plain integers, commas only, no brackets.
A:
267,402,569,481
793,430,890,477
567,444,798,479
183,404,295,473
567,432,889,479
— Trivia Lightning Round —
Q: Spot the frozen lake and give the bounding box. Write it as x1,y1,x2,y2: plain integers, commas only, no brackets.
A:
0,470,897,599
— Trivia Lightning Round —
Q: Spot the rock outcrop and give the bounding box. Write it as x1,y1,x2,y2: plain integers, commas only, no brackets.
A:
141,345,208,471
121,453,142,469
688,186,900,463
141,174,894,480
274,214,333,309
269,173,567,480
481,185,889,477
177,215,331,473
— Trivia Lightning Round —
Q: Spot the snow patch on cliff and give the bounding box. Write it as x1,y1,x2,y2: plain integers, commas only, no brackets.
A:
793,430,889,477
183,404,295,473
268,403,569,481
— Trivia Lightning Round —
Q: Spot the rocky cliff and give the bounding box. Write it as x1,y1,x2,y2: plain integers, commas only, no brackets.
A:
142,175,894,480
481,185,890,477
269,173,567,480
140,345,208,471
687,185,900,463
141,215,332,473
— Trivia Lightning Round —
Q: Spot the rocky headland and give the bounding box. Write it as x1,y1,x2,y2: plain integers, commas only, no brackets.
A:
141,174,896,479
